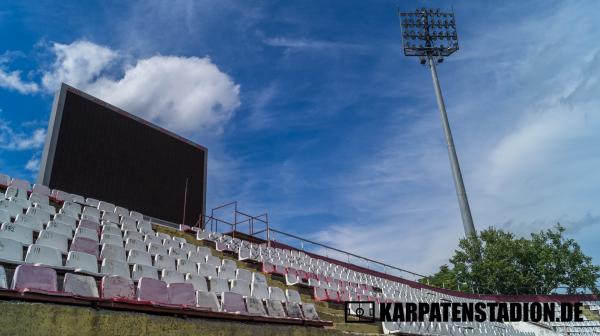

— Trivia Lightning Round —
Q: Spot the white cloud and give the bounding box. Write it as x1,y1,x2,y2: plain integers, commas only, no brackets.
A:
41,41,118,92
0,65,39,94
25,156,40,172
39,41,240,135
0,120,46,151
264,37,365,53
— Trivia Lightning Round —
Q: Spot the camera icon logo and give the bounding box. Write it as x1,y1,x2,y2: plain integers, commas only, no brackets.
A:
344,301,376,323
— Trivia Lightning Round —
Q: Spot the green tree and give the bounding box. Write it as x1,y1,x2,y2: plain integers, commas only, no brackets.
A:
420,224,599,294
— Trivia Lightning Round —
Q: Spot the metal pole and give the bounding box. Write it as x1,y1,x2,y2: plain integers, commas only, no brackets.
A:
428,55,476,237
182,177,189,225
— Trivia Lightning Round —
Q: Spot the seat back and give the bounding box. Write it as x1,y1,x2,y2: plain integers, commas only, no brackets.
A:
11,264,58,293
100,275,135,300
63,273,99,297
0,237,24,262
70,237,99,258
196,291,220,311
167,282,195,306
25,244,63,267
66,251,99,274
137,277,169,304
221,291,247,313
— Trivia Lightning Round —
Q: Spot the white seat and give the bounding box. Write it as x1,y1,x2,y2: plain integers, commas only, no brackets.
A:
0,265,6,289
35,230,69,253
0,174,9,187
205,255,221,267
54,213,77,230
144,235,162,246
0,237,24,262
0,209,10,223
265,299,287,318
100,233,123,246
132,264,159,281
61,201,82,217
82,206,101,220
120,216,136,227
198,264,217,278
31,184,51,197
29,192,49,206
25,244,63,267
187,251,206,263
180,242,197,253
9,179,30,191
101,225,122,237
185,273,208,291
129,211,144,221
101,211,120,224
63,273,99,297
0,199,23,216
168,247,186,259
176,258,197,274
9,196,31,210
97,201,115,213
302,303,319,320
25,207,52,224
0,222,33,245
209,277,229,293
147,243,168,256
74,227,98,242
286,289,302,303
14,214,44,231
253,272,267,284
123,230,144,242
162,239,179,250
46,221,73,238
70,193,86,204
33,202,55,215
251,282,269,300
236,269,253,282
230,279,251,296
124,238,146,252
101,259,131,279
114,206,129,217
66,251,100,274
222,259,237,269
127,249,152,266
156,232,170,240
269,287,286,302
100,243,127,261
161,269,185,284
217,265,236,279
154,254,176,271
85,198,100,207
246,296,267,316
196,291,220,311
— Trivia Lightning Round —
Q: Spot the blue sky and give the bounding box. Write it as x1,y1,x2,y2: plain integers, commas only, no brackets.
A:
1,0,600,277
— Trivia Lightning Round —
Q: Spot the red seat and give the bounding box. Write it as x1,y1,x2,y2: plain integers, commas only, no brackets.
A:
306,272,317,280
137,277,169,304
273,265,286,275
313,287,328,301
221,291,247,314
326,289,340,302
167,283,195,306
100,275,135,301
297,270,309,281
261,262,276,274
11,264,59,294
70,237,99,258
79,219,100,232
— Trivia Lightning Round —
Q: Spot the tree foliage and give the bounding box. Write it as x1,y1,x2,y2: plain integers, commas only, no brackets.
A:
420,224,599,294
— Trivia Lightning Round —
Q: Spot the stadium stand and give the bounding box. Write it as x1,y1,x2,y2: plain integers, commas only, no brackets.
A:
0,172,599,335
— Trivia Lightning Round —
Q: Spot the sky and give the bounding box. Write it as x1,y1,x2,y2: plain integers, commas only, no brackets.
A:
1,0,600,278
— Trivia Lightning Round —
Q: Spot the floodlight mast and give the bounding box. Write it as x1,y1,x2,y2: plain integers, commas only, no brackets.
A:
398,8,476,237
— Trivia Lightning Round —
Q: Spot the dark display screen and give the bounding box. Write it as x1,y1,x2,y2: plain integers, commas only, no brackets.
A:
40,84,206,225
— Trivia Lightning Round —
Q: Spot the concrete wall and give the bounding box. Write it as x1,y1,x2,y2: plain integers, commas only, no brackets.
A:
0,301,348,336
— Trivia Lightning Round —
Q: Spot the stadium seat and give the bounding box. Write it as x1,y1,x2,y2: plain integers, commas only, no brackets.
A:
11,264,58,294
180,242,197,253
188,251,206,263
167,282,195,306
132,264,159,281
102,225,122,237
70,193,86,204
66,251,99,274
168,247,186,259
63,273,99,298
236,269,252,282
252,272,267,285
0,199,24,216
123,230,144,242
246,296,267,316
137,277,169,304
82,206,100,220
100,275,135,301
129,211,143,221
85,198,100,207
124,238,145,252
101,212,119,224
5,187,27,200
285,272,301,286
25,244,63,267
209,277,229,293
199,264,217,278
286,302,304,319
97,201,115,213
61,201,82,217
0,173,9,187
101,259,130,279
185,274,208,291
32,184,50,196
0,237,24,262
154,254,176,271
74,227,99,242
54,213,77,230
29,192,49,206
0,265,6,289
0,222,33,245
161,269,185,284
10,197,31,211
70,237,99,258
250,282,269,300
144,234,162,245
14,214,44,232
156,232,170,240
0,209,10,223
302,303,320,320
114,206,129,217
162,239,179,250
100,233,123,247
230,279,251,297
265,299,287,318
9,178,31,191
35,230,69,253
100,243,126,262
79,219,100,231
46,221,73,238
196,291,220,311
221,291,247,314
176,258,197,274
127,249,152,266
269,286,286,302
120,216,136,227
286,289,302,304
147,243,168,256
217,265,236,279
